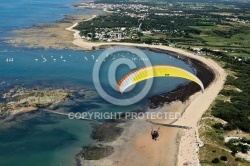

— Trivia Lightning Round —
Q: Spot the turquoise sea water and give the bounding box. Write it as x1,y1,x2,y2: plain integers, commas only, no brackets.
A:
0,0,195,166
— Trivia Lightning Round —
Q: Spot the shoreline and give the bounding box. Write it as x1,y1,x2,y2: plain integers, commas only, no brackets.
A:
65,19,226,166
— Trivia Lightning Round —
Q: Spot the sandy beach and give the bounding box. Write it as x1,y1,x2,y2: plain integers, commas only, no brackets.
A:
66,21,227,166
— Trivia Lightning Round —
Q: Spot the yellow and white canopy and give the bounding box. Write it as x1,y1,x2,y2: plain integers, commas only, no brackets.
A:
118,65,204,93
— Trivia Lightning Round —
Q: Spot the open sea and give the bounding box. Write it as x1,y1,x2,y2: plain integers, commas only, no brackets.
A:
0,0,195,166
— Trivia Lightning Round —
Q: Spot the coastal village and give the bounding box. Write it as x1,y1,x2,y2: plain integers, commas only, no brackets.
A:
75,2,181,42
76,2,250,42
74,1,250,64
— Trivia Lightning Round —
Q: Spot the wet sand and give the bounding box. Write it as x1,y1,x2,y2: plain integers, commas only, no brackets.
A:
81,119,180,166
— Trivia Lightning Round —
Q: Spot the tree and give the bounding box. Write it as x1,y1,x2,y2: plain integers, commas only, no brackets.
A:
212,123,223,129
211,158,220,163
220,156,227,161
137,32,143,37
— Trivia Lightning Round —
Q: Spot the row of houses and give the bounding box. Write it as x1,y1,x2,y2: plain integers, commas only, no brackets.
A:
82,28,131,41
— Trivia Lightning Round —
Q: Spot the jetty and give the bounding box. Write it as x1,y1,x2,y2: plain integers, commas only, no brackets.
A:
44,110,92,121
